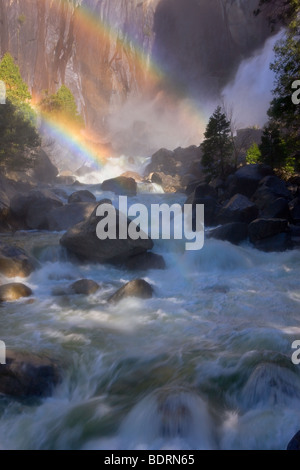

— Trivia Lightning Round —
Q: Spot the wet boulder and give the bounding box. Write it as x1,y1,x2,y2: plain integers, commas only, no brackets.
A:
0,351,60,398
60,205,153,264
102,177,137,196
217,194,258,224
0,243,37,278
207,222,248,245
68,190,96,204
46,202,98,231
69,279,100,295
109,279,154,303
0,283,32,302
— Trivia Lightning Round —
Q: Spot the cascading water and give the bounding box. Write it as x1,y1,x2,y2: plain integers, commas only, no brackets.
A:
0,178,300,450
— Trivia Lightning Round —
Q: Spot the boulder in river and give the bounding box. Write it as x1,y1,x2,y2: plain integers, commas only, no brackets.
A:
10,189,63,230
226,164,273,198
69,279,100,295
123,252,166,271
68,190,96,204
0,243,37,278
102,176,137,196
207,222,248,245
217,194,259,224
60,204,153,264
46,202,98,231
109,279,154,303
0,351,60,398
287,431,300,450
0,283,32,302
248,218,288,243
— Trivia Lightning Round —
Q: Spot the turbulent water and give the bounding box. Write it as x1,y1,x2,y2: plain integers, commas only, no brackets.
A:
0,168,300,450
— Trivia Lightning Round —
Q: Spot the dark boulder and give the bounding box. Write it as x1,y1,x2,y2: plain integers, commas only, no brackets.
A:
102,177,137,196
217,194,259,224
0,283,33,302
60,205,153,264
10,189,63,230
109,279,154,303
261,197,290,220
253,176,291,211
124,252,166,271
207,223,248,245
0,351,60,398
46,203,98,232
289,198,300,224
248,218,288,243
253,232,293,252
287,431,300,450
186,193,220,227
69,279,100,295
0,243,37,278
226,164,273,198
68,190,96,204
31,148,58,183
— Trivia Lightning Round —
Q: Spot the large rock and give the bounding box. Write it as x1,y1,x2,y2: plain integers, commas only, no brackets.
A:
0,243,37,278
226,164,273,198
149,172,183,193
0,283,33,302
121,172,144,183
109,279,154,303
253,176,291,211
217,194,258,224
186,193,220,227
289,198,300,224
0,351,60,398
207,223,248,245
102,177,137,196
31,148,58,183
248,218,288,243
123,252,166,271
68,190,96,204
69,279,100,295
261,197,290,220
46,203,98,232
287,431,300,450
10,189,63,230
253,233,293,252
60,205,153,264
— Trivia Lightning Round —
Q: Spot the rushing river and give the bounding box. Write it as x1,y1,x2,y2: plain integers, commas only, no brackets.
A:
0,179,300,450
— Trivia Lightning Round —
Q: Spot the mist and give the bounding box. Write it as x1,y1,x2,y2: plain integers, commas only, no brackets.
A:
221,31,283,129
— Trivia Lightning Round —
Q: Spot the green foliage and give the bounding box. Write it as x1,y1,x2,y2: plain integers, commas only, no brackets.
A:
0,100,40,171
257,1,300,174
201,106,233,180
18,14,26,26
0,53,31,106
40,85,83,127
246,143,261,164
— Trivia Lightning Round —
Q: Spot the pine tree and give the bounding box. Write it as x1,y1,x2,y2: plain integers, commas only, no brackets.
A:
201,106,233,180
0,52,31,106
40,85,83,127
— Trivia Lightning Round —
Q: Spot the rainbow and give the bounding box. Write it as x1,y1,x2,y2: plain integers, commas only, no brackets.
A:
33,0,207,168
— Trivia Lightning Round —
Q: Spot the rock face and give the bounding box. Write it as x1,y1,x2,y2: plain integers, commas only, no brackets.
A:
0,243,37,278
0,283,33,302
0,351,60,398
0,0,271,138
102,177,137,196
109,279,154,303
60,205,153,263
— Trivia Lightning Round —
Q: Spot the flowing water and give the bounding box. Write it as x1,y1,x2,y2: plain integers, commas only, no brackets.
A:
0,166,300,451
